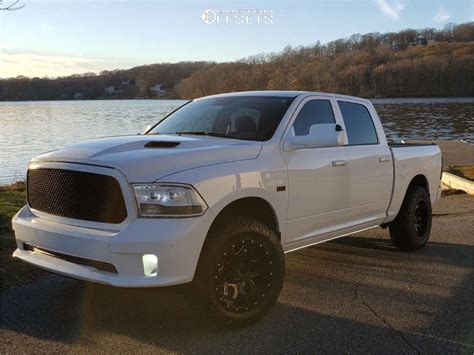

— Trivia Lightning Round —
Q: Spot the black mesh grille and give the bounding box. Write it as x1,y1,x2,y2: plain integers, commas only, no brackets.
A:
27,168,127,223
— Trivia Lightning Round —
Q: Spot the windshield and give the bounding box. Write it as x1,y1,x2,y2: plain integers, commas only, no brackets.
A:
148,96,295,141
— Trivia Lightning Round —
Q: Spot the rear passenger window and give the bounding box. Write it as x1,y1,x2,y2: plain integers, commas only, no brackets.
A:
292,99,335,136
338,101,378,145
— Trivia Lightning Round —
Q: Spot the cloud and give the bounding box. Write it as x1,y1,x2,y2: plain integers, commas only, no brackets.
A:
373,0,406,21
433,6,450,23
0,50,111,78
41,24,53,31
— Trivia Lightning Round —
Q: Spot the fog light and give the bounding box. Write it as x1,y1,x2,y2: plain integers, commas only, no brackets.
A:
142,254,158,276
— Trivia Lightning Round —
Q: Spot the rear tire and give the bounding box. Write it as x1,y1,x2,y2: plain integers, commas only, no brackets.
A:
389,186,432,251
193,216,285,325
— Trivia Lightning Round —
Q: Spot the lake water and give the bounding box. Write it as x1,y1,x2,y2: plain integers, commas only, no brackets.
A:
1,98,473,184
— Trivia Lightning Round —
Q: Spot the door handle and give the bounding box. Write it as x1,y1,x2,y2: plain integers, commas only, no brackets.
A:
379,156,391,163
332,160,347,167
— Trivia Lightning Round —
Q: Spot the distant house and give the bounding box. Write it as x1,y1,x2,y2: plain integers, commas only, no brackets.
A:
150,84,167,96
391,41,401,52
121,80,131,86
73,92,84,99
104,86,115,94
408,35,431,48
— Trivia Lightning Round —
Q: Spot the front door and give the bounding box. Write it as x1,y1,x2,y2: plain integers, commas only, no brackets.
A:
283,98,350,246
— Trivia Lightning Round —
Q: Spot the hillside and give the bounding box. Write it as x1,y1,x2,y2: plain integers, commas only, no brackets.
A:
178,42,474,99
1,22,473,100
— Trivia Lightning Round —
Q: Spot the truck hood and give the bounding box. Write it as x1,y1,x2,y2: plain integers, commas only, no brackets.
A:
32,134,262,182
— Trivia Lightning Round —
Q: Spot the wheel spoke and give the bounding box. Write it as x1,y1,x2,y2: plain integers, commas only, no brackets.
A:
414,201,428,239
232,243,245,255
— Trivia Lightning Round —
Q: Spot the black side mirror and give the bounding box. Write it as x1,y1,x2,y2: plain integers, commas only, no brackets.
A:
335,124,344,132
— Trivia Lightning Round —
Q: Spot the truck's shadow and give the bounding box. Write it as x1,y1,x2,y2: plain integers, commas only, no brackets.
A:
1,234,473,352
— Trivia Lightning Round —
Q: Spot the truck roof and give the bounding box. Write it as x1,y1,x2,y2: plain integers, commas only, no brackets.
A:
197,90,372,104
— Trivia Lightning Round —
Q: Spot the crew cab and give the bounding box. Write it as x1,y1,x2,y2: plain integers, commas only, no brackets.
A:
12,91,442,324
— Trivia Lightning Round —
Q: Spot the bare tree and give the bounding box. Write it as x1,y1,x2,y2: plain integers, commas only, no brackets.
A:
0,0,25,11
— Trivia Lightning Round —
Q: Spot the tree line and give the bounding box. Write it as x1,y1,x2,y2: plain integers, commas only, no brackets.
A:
1,22,473,101
0,62,212,100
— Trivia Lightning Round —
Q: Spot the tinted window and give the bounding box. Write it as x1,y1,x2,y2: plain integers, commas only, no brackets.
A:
338,101,378,145
149,96,295,141
292,100,335,136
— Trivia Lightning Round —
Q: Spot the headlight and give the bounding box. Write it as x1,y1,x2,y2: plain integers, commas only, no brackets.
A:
132,183,207,217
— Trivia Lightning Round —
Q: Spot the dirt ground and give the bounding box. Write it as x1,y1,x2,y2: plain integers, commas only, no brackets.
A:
412,140,474,168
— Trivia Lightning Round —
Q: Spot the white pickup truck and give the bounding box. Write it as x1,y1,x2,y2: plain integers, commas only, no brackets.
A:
13,91,442,324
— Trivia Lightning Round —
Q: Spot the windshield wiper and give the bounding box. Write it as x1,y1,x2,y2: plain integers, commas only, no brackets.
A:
173,131,237,139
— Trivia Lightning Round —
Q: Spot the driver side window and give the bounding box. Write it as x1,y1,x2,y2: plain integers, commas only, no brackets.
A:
292,99,335,136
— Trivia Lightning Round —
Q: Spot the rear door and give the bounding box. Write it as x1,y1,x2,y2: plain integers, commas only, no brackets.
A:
336,100,393,226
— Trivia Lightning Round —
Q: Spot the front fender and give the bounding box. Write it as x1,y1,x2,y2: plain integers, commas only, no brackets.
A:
157,158,288,237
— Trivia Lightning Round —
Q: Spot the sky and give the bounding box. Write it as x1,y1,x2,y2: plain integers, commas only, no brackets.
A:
0,0,473,78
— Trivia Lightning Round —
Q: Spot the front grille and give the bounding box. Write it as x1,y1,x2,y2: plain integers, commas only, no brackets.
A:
23,243,118,274
27,168,127,223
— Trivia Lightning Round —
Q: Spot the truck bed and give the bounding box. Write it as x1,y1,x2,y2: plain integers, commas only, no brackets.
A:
385,143,442,222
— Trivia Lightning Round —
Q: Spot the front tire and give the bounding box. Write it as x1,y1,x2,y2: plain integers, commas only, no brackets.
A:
389,186,432,251
194,217,285,325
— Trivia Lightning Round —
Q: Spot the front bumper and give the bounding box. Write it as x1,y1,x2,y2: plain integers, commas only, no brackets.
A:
12,205,214,287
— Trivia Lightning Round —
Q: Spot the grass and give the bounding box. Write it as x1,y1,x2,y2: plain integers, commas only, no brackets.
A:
448,166,474,181
0,187,47,290
0,189,26,230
